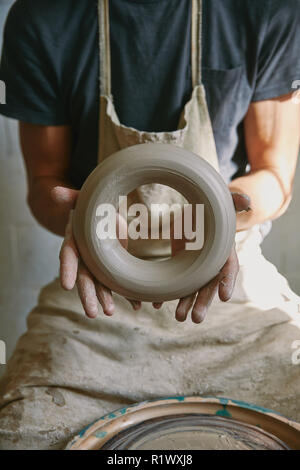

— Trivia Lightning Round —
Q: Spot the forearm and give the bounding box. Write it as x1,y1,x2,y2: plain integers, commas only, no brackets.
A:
27,176,74,237
229,166,293,232
235,93,300,231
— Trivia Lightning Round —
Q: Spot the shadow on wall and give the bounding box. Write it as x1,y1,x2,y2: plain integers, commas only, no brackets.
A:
261,156,300,295
0,0,299,375
0,116,62,375
0,1,59,377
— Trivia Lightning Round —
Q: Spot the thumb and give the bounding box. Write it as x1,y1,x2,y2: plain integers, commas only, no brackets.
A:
116,213,128,250
231,192,252,213
171,236,186,257
51,186,79,211
171,210,186,257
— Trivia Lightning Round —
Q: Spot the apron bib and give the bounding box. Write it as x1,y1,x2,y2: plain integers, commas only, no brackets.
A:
98,0,219,167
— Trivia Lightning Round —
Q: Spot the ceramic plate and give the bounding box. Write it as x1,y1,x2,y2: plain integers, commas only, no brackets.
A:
66,396,300,450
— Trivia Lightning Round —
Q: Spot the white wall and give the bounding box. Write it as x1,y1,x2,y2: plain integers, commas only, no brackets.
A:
0,0,299,374
0,0,60,377
261,164,300,294
0,1,54,374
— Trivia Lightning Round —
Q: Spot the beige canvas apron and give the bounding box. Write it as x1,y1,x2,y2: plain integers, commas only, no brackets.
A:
0,0,299,451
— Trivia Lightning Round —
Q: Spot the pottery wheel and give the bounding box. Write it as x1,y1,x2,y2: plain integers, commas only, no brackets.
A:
100,414,289,450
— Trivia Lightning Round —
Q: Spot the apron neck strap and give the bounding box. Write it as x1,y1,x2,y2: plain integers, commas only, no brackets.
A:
98,0,203,96
98,0,111,96
191,0,203,87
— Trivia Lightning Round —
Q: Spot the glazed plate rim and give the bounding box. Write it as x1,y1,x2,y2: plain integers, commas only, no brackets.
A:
66,395,300,450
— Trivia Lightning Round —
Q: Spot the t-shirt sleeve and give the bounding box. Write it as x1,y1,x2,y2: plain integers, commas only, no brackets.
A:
0,0,68,124
252,0,300,102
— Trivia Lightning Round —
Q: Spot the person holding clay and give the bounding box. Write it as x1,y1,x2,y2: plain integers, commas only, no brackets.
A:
0,0,300,450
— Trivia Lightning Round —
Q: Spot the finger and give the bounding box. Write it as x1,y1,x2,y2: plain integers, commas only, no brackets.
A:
175,293,197,322
96,282,115,316
231,192,251,212
218,247,239,301
171,211,185,257
126,298,142,311
59,211,79,290
51,186,79,211
76,263,99,318
191,275,220,324
171,237,186,257
116,213,128,250
153,302,163,309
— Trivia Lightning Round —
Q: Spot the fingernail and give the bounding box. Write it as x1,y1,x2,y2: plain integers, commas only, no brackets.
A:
221,284,234,301
192,308,206,324
132,301,140,310
231,192,251,202
105,304,114,315
236,205,252,213
87,309,98,318
61,274,73,291
175,309,186,322
153,302,162,309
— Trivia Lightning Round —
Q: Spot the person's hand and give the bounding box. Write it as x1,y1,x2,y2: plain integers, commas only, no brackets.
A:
52,186,143,318
53,186,250,321
168,192,251,324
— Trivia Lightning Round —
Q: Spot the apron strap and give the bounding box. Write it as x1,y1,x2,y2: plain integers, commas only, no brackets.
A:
98,0,203,96
191,0,203,87
98,0,111,96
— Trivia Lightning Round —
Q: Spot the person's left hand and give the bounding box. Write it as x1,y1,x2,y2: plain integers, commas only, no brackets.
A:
152,192,251,323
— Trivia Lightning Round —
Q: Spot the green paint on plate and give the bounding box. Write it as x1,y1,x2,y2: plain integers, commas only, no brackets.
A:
94,431,107,438
160,396,185,402
216,405,232,418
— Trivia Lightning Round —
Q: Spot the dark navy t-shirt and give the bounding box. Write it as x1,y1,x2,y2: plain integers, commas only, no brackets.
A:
1,0,300,188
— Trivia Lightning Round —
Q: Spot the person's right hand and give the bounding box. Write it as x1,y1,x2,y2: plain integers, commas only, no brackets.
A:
51,186,142,318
